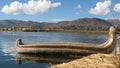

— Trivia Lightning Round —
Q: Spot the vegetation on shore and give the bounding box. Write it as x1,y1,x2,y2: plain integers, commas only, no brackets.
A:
117,54,120,68
51,54,119,68
23,29,108,34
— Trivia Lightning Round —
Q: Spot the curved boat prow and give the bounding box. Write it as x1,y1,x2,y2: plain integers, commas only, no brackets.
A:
16,39,23,45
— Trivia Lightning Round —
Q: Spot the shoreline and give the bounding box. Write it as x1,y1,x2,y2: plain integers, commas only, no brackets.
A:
0,30,108,34
51,53,119,68
23,30,108,34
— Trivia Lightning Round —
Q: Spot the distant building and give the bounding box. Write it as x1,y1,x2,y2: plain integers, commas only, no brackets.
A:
0,27,32,31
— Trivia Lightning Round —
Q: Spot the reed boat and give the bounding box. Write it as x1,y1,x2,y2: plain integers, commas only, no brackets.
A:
15,26,120,55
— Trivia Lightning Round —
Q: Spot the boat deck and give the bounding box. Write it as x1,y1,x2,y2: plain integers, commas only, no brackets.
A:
18,42,100,49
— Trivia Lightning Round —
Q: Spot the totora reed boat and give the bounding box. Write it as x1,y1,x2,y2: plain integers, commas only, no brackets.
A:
15,26,120,55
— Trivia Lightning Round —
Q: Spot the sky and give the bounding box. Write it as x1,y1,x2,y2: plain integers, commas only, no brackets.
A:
0,0,120,22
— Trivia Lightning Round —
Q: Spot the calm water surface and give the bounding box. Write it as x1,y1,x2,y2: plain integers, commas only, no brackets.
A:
0,32,119,68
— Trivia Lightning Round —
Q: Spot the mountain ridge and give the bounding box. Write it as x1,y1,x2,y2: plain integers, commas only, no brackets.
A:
0,18,113,31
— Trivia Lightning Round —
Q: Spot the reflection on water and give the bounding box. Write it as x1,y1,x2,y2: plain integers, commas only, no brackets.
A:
16,53,82,66
0,32,119,68
2,42,16,56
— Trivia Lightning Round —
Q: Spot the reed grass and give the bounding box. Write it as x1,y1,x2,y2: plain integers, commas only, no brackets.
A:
116,54,120,68
24,29,108,34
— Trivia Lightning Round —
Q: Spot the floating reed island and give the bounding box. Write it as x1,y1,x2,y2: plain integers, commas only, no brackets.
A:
15,26,120,55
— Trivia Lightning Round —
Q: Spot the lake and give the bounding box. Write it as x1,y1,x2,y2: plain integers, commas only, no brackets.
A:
0,32,119,68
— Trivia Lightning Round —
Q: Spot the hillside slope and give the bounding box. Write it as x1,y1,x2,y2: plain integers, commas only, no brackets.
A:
0,18,112,31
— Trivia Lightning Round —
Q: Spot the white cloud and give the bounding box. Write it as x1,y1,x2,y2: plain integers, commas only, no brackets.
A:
77,4,81,9
75,12,80,15
104,17,120,20
75,10,82,15
114,3,120,13
52,2,61,8
89,0,111,15
1,0,61,15
75,4,81,15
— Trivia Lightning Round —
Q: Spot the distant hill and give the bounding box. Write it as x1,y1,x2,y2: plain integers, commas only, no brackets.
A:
0,18,112,31
53,18,112,30
107,19,120,25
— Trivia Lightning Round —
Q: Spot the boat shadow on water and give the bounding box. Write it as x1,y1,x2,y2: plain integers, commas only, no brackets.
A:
15,53,84,66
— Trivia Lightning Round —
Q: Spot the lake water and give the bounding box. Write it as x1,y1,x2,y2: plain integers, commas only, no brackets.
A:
0,32,119,68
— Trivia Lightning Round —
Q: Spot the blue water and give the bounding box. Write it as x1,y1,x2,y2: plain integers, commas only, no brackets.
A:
0,32,118,68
